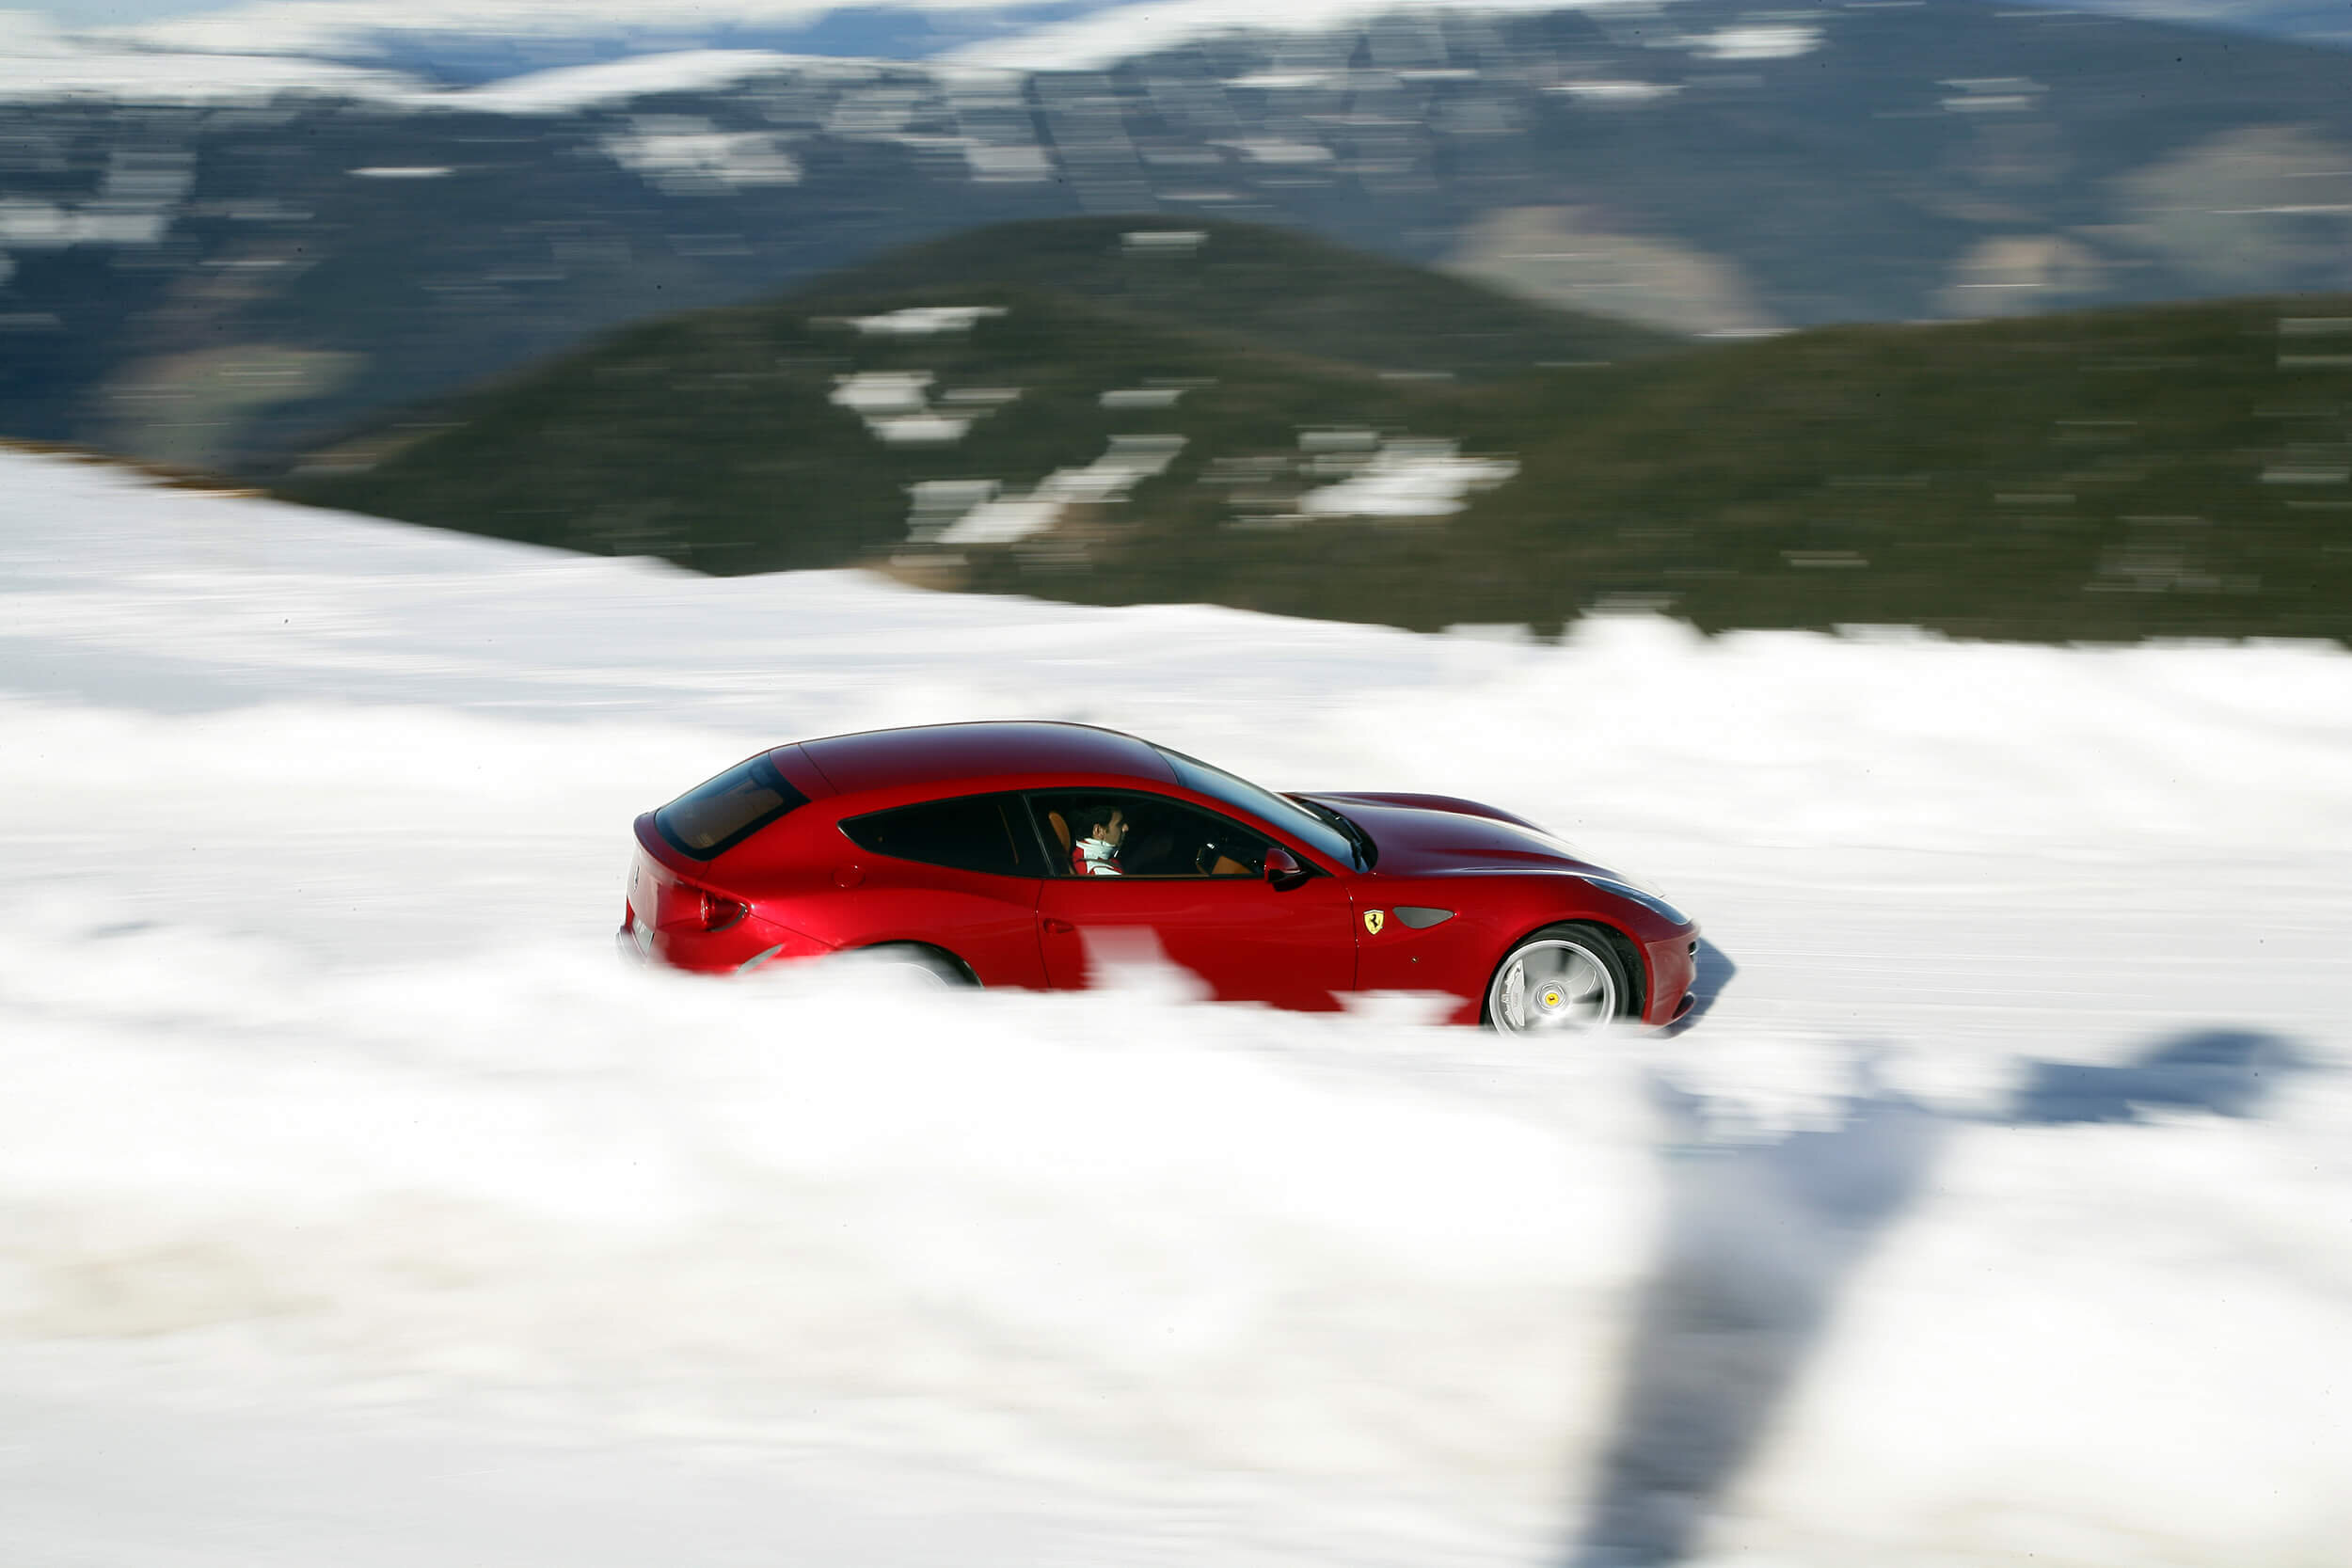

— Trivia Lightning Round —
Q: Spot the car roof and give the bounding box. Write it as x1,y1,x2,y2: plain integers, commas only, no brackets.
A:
795,721,1177,799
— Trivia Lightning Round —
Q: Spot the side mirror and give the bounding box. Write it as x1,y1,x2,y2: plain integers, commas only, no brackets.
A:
1263,846,1311,891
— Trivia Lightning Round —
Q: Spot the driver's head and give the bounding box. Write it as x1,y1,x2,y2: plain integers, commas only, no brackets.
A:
1085,803,1128,846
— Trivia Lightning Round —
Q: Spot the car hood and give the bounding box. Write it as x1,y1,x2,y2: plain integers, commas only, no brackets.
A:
1300,792,1624,880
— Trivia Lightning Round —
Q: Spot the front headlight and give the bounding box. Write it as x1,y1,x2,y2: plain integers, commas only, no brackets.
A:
1581,878,1692,927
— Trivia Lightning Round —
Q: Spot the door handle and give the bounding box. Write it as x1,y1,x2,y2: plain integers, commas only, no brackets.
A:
1042,917,1076,935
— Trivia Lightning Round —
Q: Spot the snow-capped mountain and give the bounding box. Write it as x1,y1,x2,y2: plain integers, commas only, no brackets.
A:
3,0,2350,468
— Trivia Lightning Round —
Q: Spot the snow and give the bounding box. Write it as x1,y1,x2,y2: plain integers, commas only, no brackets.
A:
1100,387,1186,408
934,433,1185,543
939,0,1627,71
829,367,1016,444
1,444,2349,1566
0,197,172,247
0,18,418,103
110,0,1063,62
0,19,825,110
3,0,1757,114
848,305,1009,336
442,50,818,115
1298,438,1519,518
1,1,1813,113
1217,137,1339,166
871,413,975,443
599,116,803,191
1552,79,1683,103
70,0,1655,83
1687,24,1824,60
831,369,935,414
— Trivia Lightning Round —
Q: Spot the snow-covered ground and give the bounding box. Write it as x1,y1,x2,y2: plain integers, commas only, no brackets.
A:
2,446,2348,1567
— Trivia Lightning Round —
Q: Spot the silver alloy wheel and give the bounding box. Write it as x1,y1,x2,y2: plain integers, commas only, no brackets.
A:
1487,937,1619,1033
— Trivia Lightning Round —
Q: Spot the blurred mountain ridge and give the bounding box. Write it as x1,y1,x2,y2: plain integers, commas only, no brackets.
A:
65,0,2352,68
7,0,2352,469
276,215,2352,646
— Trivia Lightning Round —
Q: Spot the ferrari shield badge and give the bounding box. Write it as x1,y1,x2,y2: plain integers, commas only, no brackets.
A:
1363,909,1386,936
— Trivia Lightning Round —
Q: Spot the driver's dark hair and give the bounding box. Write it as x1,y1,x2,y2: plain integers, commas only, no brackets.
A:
1073,798,1125,840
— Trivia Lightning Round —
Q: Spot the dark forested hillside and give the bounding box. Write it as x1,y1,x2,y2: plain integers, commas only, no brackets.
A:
279,219,2352,642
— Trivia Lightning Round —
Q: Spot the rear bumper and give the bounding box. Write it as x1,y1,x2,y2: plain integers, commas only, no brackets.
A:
1641,932,1700,1027
617,910,835,975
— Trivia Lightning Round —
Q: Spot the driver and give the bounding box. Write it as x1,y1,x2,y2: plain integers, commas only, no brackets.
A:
1072,802,1129,876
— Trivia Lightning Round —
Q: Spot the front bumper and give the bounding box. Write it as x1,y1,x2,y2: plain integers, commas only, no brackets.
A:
1641,933,1701,1026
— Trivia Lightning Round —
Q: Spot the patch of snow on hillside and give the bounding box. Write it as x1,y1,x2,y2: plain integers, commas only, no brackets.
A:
0,198,167,248
1300,437,1518,517
934,434,1185,544
830,370,1007,444
1099,387,1185,408
849,306,1009,336
1689,24,1823,59
873,414,976,444
831,371,934,414
1216,137,1337,165
1551,79,1683,103
600,116,802,192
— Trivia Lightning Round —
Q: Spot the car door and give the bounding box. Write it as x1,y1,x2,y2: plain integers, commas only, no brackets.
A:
1025,789,1357,1010
833,791,1051,988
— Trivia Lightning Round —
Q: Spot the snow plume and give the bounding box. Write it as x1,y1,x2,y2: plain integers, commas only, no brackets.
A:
3,879,2347,1564
0,894,1661,1553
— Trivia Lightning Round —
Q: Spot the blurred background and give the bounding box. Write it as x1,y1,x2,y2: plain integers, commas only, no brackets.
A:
3,0,2349,640
2,4,2349,1567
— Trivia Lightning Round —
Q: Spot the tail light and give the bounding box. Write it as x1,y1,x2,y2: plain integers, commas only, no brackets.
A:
694,885,748,933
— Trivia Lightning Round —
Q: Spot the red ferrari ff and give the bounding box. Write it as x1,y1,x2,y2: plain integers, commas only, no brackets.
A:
620,722,1698,1032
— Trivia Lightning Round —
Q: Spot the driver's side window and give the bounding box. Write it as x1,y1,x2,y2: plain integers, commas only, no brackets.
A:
1026,790,1272,879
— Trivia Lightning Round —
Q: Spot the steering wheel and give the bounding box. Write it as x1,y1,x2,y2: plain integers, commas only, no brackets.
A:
1194,841,1259,877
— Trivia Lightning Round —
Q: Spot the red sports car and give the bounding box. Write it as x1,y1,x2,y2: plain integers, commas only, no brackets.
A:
620,721,1698,1032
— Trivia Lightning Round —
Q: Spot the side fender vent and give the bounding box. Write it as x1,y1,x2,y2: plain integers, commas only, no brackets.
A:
1393,906,1455,929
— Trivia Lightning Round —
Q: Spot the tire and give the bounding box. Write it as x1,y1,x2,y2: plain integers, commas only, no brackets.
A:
1485,924,1629,1034
842,943,976,990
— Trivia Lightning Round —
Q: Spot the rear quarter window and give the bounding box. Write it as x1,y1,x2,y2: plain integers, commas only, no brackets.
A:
655,752,809,861
839,793,1046,879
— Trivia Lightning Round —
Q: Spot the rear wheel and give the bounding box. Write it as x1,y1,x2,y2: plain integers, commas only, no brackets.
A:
1485,925,1628,1034
844,943,976,990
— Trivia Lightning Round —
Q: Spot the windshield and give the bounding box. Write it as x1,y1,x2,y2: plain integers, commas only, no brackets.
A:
1155,746,1361,868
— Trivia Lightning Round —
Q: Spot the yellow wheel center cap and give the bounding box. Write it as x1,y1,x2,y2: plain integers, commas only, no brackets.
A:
1541,989,1564,1008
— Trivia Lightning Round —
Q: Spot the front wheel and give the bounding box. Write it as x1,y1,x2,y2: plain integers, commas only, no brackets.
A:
1485,925,1629,1034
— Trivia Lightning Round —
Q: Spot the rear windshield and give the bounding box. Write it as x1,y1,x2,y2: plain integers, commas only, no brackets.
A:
654,752,808,861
